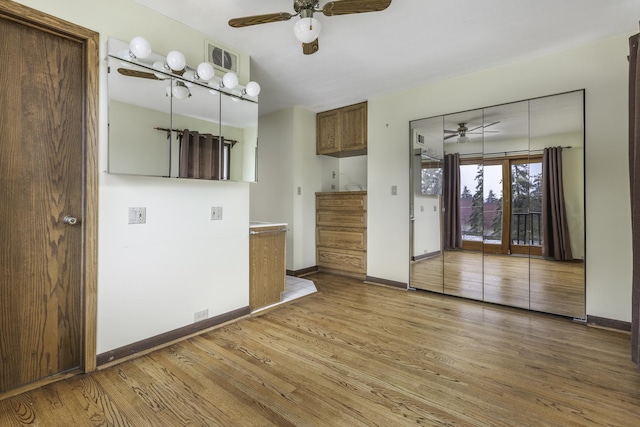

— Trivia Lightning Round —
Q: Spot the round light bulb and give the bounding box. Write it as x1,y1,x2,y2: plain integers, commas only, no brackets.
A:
129,36,152,59
152,60,168,79
293,17,321,43
166,50,186,72
196,62,215,81
244,81,261,97
222,72,239,89
182,70,196,87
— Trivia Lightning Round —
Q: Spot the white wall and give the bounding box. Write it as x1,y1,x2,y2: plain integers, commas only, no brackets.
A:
368,34,633,322
15,0,254,353
251,107,320,271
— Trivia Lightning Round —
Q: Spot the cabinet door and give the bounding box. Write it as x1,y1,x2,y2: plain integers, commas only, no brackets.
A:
317,110,341,155
249,228,286,310
340,102,367,152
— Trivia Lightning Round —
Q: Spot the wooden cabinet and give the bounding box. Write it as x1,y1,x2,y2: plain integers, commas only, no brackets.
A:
316,191,367,278
316,102,367,157
249,225,286,311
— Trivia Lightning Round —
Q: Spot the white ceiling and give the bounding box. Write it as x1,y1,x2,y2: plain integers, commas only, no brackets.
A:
134,0,640,116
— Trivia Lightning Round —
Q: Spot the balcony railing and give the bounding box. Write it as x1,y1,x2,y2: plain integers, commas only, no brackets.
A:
512,212,542,246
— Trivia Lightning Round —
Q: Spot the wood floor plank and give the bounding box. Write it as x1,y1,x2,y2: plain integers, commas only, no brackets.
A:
1,272,639,426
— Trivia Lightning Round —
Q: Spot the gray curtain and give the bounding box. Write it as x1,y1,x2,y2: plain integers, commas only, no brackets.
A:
629,31,640,371
443,153,462,249
179,129,221,179
541,147,573,261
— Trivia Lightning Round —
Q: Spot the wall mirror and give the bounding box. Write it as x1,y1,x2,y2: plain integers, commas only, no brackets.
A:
107,38,258,182
409,90,585,318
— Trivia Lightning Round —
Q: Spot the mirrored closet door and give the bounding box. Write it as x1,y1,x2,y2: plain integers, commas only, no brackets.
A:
409,91,585,318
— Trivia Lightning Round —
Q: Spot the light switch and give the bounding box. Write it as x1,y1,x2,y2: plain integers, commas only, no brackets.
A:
211,206,223,220
128,207,146,224
391,185,397,196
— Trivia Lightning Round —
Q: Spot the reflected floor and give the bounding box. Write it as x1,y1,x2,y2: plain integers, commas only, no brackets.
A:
410,251,585,318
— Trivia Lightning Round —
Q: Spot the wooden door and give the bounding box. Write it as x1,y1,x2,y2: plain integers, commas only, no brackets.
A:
0,2,98,396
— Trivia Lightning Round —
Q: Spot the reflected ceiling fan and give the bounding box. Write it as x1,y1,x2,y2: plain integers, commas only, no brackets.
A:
117,67,165,80
228,0,392,55
444,121,500,143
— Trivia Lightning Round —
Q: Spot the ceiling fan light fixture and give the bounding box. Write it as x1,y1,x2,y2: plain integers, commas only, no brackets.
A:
458,136,470,144
172,81,191,99
293,17,321,43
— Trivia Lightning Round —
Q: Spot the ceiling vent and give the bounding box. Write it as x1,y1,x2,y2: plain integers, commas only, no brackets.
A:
205,41,238,74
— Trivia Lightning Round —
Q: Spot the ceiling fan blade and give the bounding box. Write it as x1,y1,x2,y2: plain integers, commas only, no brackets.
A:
322,0,392,16
468,121,501,132
302,39,319,55
444,130,458,134
444,134,458,140
117,68,161,80
229,12,293,28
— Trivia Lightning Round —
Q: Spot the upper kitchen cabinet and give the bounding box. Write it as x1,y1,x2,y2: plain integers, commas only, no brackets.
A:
317,101,367,157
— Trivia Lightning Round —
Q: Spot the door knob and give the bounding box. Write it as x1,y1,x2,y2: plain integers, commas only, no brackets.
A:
63,215,78,226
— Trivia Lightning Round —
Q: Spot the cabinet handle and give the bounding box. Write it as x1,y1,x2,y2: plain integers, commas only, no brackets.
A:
250,227,287,235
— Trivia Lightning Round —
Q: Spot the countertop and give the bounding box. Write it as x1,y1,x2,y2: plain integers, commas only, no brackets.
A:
249,221,288,229
315,190,367,196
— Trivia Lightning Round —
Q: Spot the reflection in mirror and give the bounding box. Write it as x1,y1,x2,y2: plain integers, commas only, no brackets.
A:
442,109,484,301
107,55,172,176
529,91,585,317
106,38,259,182
409,116,444,293
220,93,258,182
481,100,531,309
171,80,222,179
409,90,585,319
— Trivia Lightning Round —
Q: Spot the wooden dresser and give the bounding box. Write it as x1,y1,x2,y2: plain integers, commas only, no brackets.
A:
316,191,367,278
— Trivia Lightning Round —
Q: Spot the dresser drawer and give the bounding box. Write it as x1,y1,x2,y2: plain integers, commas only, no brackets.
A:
317,227,366,251
317,247,366,274
316,193,367,211
316,210,367,228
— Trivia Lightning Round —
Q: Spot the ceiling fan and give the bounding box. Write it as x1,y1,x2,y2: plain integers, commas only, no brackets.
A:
228,0,392,55
444,121,500,143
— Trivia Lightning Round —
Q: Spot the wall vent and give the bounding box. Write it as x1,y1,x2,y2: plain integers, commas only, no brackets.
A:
205,41,239,74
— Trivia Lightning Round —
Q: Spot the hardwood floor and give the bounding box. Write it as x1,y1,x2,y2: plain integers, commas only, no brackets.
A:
1,272,638,426
411,250,585,318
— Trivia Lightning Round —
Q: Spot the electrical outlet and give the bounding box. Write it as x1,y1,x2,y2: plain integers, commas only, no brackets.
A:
194,309,208,322
210,206,223,220
297,187,301,195
391,185,398,196
420,205,425,212
128,207,146,224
